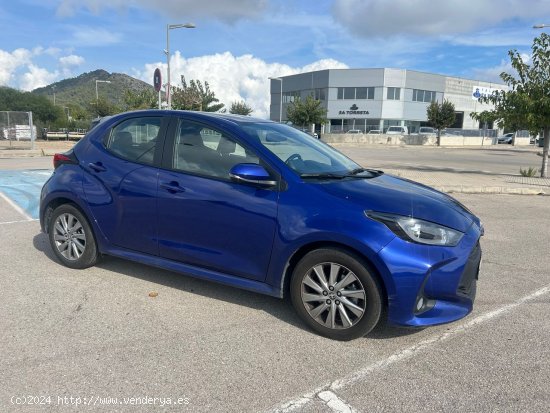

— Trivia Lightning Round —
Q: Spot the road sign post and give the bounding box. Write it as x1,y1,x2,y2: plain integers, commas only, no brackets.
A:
154,68,162,110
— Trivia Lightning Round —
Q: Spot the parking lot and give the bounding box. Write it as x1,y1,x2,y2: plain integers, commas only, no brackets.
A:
1,153,549,412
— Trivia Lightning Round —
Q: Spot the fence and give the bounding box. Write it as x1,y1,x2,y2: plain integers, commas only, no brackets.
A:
0,111,35,150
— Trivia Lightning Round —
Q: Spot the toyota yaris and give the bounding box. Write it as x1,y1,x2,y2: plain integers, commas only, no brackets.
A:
40,111,482,340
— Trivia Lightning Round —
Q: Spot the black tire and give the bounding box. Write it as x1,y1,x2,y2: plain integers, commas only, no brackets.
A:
48,204,99,269
290,248,382,341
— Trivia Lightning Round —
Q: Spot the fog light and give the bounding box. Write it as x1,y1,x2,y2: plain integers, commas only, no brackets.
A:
416,297,424,311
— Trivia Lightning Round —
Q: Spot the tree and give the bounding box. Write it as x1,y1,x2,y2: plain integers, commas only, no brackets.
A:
470,110,499,144
89,97,120,117
426,99,456,146
474,33,550,177
286,95,327,129
229,101,253,115
171,76,224,112
123,89,158,110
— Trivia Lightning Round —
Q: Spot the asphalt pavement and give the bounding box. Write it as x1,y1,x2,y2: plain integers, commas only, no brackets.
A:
0,145,549,413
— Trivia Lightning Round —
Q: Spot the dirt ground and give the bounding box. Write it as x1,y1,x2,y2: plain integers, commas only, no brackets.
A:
34,140,77,152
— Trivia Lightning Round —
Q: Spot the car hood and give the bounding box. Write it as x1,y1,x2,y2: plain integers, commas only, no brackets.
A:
318,173,476,232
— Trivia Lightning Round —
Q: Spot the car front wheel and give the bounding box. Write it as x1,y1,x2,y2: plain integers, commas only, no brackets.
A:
290,248,382,341
48,204,98,269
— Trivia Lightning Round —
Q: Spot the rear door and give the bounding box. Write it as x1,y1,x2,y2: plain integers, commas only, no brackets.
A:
82,115,169,255
156,117,279,281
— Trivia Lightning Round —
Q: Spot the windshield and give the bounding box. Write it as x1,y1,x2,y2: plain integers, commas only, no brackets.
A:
241,122,361,176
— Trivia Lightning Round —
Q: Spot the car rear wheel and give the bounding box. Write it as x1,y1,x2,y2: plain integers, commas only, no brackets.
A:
290,248,382,341
48,204,98,269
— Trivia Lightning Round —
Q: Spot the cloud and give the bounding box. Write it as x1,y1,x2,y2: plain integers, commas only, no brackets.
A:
68,27,122,47
59,54,85,68
133,51,348,118
19,65,59,91
0,47,85,90
56,0,268,22
0,48,33,85
332,0,550,37
470,53,530,83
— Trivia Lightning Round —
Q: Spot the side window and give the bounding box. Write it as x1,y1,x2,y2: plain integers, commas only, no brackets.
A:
105,117,161,165
173,120,259,179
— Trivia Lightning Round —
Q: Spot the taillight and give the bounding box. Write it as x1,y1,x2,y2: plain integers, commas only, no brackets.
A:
53,151,78,169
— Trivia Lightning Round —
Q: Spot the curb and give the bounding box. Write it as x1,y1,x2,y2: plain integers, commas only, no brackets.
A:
0,150,43,158
434,186,547,195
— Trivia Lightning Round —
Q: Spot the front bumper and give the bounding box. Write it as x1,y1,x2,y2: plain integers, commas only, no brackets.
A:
378,221,482,327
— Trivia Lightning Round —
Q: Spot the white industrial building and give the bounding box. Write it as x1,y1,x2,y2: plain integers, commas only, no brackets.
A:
269,68,505,134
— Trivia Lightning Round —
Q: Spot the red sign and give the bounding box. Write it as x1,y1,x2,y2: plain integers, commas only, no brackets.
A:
153,68,162,92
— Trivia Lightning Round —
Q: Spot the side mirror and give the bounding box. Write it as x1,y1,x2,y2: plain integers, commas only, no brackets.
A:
229,163,277,187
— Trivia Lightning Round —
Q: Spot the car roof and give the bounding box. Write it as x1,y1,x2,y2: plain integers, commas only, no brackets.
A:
112,110,273,126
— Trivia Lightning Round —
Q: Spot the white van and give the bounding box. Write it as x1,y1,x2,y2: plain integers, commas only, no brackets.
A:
386,126,408,135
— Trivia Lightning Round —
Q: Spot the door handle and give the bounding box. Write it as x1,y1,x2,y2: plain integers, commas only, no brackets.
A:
160,181,185,193
88,162,106,172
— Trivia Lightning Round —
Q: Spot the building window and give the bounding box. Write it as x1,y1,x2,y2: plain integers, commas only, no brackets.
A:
344,87,355,99
356,87,374,100
386,87,401,100
337,87,374,100
413,89,436,102
282,91,300,103
314,88,326,100
387,87,401,100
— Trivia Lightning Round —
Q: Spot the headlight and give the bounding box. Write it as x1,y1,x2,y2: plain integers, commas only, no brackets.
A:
366,211,464,246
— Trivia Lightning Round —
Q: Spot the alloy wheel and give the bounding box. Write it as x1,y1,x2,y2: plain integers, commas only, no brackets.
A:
52,213,87,261
301,262,366,329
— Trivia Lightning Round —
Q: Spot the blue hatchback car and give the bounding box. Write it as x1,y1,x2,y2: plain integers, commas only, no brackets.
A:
40,110,482,340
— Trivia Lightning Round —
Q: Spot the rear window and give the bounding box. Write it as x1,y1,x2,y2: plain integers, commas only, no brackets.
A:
104,117,161,165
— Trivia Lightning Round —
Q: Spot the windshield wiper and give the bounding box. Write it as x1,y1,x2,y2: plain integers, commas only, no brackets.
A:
300,168,383,180
348,167,367,175
300,173,347,180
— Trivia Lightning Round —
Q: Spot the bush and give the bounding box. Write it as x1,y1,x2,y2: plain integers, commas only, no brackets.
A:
519,166,538,177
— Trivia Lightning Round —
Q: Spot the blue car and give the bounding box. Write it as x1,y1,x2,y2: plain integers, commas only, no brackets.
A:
40,110,482,340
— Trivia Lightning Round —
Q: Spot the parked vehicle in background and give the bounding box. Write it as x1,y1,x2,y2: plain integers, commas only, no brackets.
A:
40,110,483,341
418,127,436,135
367,130,381,135
347,129,363,134
497,133,514,144
386,126,408,135
297,128,318,139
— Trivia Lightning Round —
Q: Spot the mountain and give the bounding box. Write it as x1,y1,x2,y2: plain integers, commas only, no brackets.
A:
32,69,156,109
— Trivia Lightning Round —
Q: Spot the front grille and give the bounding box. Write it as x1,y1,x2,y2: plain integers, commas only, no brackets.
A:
457,241,481,299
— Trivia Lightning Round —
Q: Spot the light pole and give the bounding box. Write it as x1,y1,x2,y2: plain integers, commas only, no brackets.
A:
533,24,550,29
166,23,195,110
269,77,283,122
63,106,70,122
95,80,111,101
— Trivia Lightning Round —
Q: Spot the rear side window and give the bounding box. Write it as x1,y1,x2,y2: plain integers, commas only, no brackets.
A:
105,117,161,165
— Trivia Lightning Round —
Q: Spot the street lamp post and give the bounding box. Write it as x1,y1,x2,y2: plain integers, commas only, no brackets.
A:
269,77,283,122
533,24,550,29
166,23,195,110
95,80,111,101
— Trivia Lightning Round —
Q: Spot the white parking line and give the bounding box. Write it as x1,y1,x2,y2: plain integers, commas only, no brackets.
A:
318,391,358,413
0,191,33,221
0,219,38,225
272,284,550,413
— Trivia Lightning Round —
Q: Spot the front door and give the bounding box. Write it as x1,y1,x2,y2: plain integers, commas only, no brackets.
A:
156,118,279,281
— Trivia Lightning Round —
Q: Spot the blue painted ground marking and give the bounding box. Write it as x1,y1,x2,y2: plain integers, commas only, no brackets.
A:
0,170,53,219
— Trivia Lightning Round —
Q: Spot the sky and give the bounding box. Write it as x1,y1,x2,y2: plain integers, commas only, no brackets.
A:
1,0,549,118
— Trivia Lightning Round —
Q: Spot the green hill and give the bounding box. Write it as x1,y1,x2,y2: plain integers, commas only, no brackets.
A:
32,69,156,109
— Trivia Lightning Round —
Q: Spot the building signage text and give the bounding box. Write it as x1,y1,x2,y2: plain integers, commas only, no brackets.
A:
338,104,369,116
472,86,504,101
